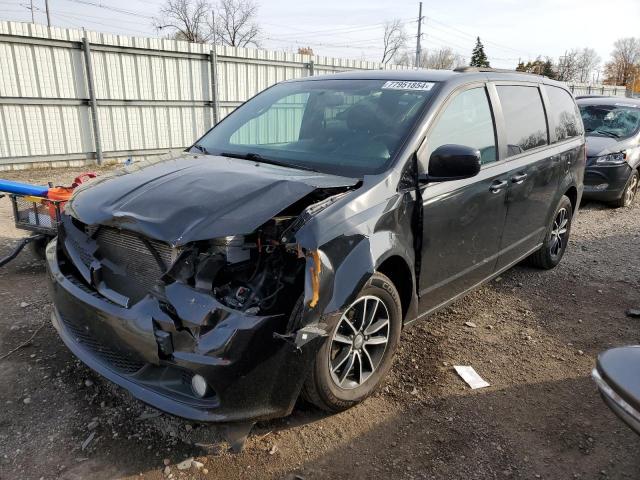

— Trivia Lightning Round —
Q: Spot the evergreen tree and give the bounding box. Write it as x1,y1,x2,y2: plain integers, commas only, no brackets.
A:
542,59,556,79
470,37,490,68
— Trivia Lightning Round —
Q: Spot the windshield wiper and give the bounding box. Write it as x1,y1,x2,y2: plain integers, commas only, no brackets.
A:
219,152,320,172
192,144,209,154
592,129,620,138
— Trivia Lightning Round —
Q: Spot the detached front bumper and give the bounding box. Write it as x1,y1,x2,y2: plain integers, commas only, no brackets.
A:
582,163,632,202
46,239,319,423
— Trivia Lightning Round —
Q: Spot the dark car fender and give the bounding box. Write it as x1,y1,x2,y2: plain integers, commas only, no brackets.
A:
287,187,419,347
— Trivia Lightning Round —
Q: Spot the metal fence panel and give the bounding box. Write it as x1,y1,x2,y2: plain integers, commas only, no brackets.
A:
0,20,627,169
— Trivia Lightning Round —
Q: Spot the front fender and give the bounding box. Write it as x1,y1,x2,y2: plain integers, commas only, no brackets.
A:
291,190,418,342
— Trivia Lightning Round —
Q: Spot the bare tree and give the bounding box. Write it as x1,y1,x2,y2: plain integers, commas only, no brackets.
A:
297,46,314,56
423,47,465,70
393,47,465,70
555,49,581,82
211,0,260,47
576,48,600,83
604,37,640,85
392,49,413,67
381,19,407,65
156,0,212,43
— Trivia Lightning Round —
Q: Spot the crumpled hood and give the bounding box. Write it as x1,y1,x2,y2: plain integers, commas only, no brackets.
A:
66,154,358,246
585,135,633,157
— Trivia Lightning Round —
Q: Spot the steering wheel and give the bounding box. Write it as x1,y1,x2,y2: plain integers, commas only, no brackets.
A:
370,133,400,154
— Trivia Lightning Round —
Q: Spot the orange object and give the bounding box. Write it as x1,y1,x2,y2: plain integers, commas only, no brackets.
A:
72,172,97,187
308,250,322,308
47,186,74,201
44,172,98,223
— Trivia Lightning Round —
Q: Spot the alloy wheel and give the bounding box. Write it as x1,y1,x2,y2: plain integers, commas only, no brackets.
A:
550,207,569,258
328,295,390,390
624,175,638,207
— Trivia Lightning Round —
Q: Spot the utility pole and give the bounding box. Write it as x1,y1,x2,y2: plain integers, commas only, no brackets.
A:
415,1,423,68
45,0,51,27
210,10,220,125
29,0,34,23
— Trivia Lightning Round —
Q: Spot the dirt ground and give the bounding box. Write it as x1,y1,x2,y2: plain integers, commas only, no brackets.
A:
1,167,639,480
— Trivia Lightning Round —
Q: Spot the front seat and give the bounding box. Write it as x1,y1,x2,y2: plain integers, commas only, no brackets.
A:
340,104,390,160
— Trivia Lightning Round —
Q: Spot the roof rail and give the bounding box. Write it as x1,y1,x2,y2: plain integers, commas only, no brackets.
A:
453,66,529,74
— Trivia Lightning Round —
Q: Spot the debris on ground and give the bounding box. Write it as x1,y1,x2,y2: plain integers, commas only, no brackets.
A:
81,431,96,451
176,458,193,470
453,366,490,389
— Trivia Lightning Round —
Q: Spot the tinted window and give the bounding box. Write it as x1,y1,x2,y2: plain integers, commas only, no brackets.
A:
497,85,548,157
196,79,435,177
546,86,583,141
426,87,496,164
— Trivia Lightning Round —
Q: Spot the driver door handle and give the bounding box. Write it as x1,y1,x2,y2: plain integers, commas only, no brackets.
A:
511,173,528,184
489,180,508,193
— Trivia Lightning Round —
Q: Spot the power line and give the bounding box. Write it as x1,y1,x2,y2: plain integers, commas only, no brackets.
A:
53,10,152,34
425,15,534,58
261,18,415,41
60,0,153,19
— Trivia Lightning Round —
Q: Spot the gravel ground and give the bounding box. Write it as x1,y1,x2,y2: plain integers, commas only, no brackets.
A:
0,167,639,480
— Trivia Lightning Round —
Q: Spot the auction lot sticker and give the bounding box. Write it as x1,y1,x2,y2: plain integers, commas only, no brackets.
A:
382,81,435,91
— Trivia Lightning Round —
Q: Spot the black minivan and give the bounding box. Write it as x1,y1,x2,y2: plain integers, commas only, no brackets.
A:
47,68,585,423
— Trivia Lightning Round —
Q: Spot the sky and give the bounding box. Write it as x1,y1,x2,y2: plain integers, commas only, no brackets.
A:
0,0,638,72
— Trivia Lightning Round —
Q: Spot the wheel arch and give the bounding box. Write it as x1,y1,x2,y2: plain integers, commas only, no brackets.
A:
376,255,414,324
564,185,578,214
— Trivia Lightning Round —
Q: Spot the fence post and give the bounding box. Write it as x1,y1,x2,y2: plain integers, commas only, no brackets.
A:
306,59,314,77
209,48,220,126
82,36,103,165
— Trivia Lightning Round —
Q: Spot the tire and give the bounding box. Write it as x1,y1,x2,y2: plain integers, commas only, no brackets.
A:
611,169,639,208
302,272,402,412
528,195,573,270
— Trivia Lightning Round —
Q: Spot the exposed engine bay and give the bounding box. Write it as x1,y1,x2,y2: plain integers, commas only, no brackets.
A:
165,219,304,316
63,186,350,320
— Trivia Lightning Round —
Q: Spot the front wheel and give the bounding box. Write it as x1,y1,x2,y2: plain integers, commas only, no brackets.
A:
302,272,402,412
611,169,638,208
528,195,573,270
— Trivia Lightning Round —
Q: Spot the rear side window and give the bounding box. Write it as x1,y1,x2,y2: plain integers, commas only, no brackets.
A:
496,85,548,157
546,86,583,141
426,87,497,165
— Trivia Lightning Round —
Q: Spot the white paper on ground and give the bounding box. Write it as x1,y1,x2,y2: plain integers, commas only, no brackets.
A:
453,365,490,389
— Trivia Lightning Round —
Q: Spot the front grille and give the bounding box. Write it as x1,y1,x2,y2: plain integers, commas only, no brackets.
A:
61,315,146,374
94,227,178,301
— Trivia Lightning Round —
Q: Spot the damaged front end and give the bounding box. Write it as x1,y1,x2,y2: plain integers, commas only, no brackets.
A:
47,168,356,422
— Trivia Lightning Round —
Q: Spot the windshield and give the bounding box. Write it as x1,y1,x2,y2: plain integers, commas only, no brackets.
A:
194,79,437,176
579,103,640,139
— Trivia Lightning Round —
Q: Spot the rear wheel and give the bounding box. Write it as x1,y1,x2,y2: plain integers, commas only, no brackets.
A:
612,169,638,208
302,272,402,412
528,195,573,270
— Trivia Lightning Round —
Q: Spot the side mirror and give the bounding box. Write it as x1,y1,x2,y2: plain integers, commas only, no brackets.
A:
420,144,482,183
